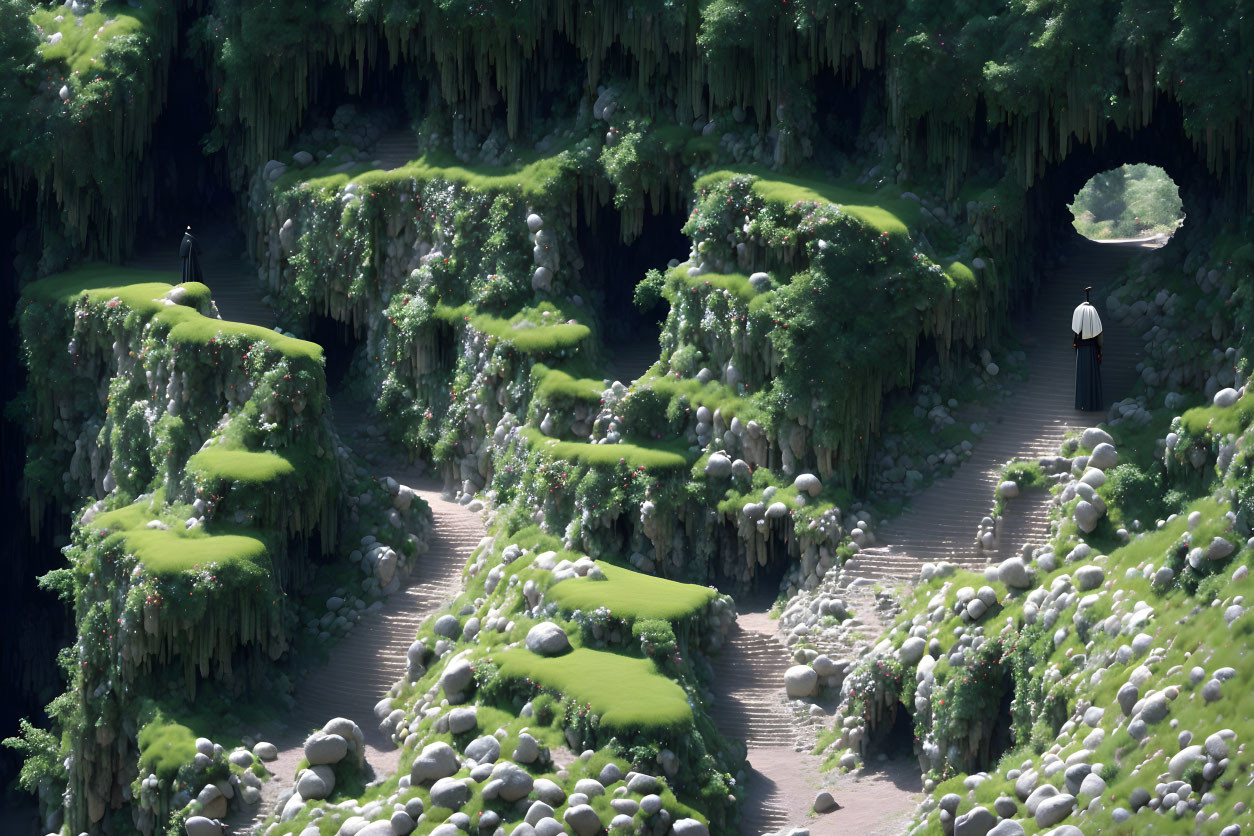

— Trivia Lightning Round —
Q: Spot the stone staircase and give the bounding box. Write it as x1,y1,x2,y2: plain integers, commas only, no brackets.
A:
372,129,420,170
842,239,1146,587
712,239,1154,833
710,611,799,834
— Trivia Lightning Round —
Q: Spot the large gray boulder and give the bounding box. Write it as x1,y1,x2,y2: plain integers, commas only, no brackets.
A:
1081,427,1113,448
1073,500,1101,533
296,764,335,800
794,473,823,496
954,805,997,836
1074,565,1104,591
705,453,732,478
446,707,478,734
525,622,571,656
1214,387,1240,407
898,637,926,666
491,761,535,802
185,818,223,836
434,614,462,638
1034,794,1076,827
252,741,278,761
986,821,1025,836
439,656,474,698
563,805,601,836
429,776,472,809
1088,443,1118,470
1208,536,1236,561
513,732,540,764
303,732,348,766
1168,745,1205,779
410,741,459,783
784,665,818,698
464,735,500,763
672,820,710,836
997,557,1031,589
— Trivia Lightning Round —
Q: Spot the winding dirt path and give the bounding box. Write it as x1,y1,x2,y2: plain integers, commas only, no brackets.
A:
128,226,485,833
712,238,1154,834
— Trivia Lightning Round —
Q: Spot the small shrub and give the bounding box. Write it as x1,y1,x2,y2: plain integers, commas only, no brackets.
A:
1002,460,1046,489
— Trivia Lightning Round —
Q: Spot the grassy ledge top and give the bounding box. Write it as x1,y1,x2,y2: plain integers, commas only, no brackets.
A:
518,426,693,472
434,302,592,355
694,166,924,240
24,263,323,364
493,647,693,732
93,499,269,578
547,562,717,623
279,147,578,200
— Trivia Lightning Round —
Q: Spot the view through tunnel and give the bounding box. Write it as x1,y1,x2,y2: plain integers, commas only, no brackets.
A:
1068,163,1185,243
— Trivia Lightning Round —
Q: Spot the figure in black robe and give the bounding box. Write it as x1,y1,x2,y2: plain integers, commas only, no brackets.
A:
179,226,204,285
1072,286,1103,411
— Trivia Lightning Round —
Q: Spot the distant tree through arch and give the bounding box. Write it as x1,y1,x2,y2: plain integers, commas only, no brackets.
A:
1069,163,1184,241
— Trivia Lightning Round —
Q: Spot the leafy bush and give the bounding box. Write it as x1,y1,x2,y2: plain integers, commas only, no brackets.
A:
634,268,667,313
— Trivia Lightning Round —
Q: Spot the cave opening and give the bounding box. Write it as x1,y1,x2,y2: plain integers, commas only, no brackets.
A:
1016,95,1213,309
812,65,885,160
868,700,917,761
301,38,421,146
143,29,231,239
574,201,689,380
307,312,365,395
982,673,1017,771
709,530,794,601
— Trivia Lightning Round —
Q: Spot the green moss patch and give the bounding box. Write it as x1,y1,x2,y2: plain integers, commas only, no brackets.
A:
136,704,198,783
493,647,692,732
289,147,577,200
95,501,269,577
669,267,761,302
107,527,268,577
518,426,692,472
694,166,922,240
532,363,604,405
1181,388,1254,438
548,563,715,622
435,303,592,354
186,447,297,486
33,1,159,76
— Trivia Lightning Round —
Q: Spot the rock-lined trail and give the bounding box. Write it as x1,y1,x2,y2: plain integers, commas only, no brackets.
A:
710,609,798,834
846,238,1148,584
128,226,485,834
712,238,1154,834
224,476,480,834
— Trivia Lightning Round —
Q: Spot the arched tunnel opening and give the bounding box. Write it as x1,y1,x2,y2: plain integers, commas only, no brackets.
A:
983,674,1017,771
868,700,917,761
1014,95,1216,311
307,312,366,395
574,200,690,379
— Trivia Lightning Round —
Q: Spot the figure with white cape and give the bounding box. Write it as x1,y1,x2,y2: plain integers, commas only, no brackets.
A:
1072,287,1103,411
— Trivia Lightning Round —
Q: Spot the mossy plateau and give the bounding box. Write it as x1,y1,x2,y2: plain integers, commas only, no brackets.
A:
695,166,923,240
547,562,716,623
518,426,692,472
493,647,693,733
